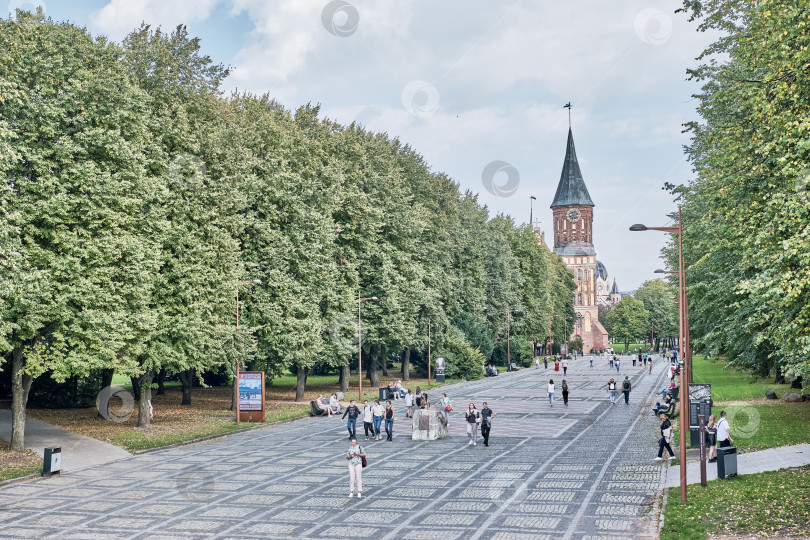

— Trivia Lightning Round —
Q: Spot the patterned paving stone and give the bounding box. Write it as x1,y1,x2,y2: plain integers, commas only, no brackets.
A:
0,355,671,539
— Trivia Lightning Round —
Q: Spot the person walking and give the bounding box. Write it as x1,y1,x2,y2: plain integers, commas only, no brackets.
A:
346,437,365,498
480,402,494,446
384,400,395,441
554,359,560,372
615,357,621,373
404,389,414,418
655,413,675,460
414,386,423,408
544,355,548,369
716,411,734,448
465,403,480,445
607,378,617,405
362,400,374,440
589,355,594,367
561,380,569,406
609,356,614,368
342,400,360,439
622,376,631,405
648,355,653,374
440,393,452,426
707,415,718,462
547,379,555,407
372,400,384,441
535,357,540,369
561,357,568,375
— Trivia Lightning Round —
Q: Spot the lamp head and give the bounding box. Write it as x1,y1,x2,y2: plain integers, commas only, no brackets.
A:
629,224,648,232
654,269,665,274
371,296,378,300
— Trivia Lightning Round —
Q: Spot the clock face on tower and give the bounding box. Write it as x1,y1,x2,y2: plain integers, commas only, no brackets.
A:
566,208,582,223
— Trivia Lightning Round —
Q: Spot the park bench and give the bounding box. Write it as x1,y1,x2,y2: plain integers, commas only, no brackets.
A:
310,397,331,416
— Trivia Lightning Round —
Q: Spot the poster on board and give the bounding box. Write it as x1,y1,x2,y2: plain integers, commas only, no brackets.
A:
239,372,263,411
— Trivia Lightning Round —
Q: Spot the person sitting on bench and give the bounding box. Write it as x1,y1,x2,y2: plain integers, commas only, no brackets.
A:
316,395,333,416
653,394,673,417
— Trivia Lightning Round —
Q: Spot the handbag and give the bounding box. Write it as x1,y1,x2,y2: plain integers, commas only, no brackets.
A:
361,456,367,468
663,427,673,443
445,405,453,412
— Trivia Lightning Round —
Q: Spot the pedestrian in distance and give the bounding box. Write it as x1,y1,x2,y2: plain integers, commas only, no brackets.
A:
554,359,560,372
414,386,423,408
480,402,494,446
561,380,569,406
589,355,594,367
622,376,631,405
609,356,614,368
535,356,540,369
547,379,555,407
607,378,617,405
330,393,342,414
384,401,395,441
465,403,480,445
716,411,734,448
372,399,384,441
342,400,360,439
404,389,414,418
648,355,653,374
441,393,452,426
561,357,568,375
655,413,675,460
346,437,365,498
615,357,620,373
544,355,548,369
362,400,374,440
707,415,718,462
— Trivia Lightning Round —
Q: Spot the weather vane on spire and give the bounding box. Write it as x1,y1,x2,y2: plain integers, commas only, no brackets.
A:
564,102,572,127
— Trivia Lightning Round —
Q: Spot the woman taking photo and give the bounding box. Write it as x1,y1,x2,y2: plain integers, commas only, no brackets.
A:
440,393,452,426
465,403,480,446
346,437,365,498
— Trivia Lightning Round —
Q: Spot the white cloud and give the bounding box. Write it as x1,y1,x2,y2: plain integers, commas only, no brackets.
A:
90,0,221,41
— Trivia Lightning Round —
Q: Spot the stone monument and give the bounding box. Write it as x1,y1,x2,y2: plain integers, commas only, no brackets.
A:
411,408,448,441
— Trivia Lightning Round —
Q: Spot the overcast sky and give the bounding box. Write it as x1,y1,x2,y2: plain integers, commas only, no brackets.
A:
10,0,718,291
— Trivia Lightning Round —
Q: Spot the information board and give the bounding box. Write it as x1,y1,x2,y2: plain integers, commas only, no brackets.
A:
239,372,264,411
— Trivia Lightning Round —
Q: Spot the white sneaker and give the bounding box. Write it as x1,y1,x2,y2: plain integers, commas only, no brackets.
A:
468,440,473,445
357,492,362,498
473,441,477,446
349,493,354,498
669,456,676,460
654,457,662,461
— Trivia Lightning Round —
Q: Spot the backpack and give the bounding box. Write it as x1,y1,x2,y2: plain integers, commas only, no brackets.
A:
623,380,631,391
608,382,616,390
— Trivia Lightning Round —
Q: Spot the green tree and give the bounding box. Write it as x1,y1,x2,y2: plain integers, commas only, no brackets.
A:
605,297,650,353
0,11,159,448
634,279,677,351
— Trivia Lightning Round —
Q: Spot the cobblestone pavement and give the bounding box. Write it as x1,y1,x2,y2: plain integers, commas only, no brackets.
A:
0,355,671,539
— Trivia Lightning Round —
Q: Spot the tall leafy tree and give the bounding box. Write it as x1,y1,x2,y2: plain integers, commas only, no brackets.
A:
605,297,650,353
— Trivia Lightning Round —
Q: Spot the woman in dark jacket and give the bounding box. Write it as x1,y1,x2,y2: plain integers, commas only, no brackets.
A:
656,413,675,460
561,380,569,406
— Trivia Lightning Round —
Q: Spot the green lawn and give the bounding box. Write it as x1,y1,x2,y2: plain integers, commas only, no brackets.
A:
692,354,794,402
610,343,651,354
661,465,810,540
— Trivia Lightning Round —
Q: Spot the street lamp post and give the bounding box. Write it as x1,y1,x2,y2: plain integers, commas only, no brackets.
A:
631,207,690,502
358,293,378,401
235,279,262,425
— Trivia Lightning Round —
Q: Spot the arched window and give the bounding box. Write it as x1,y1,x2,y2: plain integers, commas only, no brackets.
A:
578,293,582,305
577,269,581,280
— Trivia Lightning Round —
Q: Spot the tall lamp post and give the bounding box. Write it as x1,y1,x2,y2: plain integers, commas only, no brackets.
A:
630,207,690,502
358,293,378,401
655,269,691,383
235,279,262,425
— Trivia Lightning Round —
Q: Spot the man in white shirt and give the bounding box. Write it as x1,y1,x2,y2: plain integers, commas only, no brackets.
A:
716,411,733,448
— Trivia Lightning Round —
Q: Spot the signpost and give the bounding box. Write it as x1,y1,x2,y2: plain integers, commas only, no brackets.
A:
237,371,265,423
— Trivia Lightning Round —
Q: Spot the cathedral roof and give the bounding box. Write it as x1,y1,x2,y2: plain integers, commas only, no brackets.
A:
596,260,608,281
551,128,595,208
611,278,620,294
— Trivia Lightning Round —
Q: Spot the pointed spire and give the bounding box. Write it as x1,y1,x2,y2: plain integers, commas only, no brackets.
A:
611,278,620,294
550,128,595,208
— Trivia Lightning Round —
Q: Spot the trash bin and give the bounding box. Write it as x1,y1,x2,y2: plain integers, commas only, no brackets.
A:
43,447,61,477
717,446,737,479
379,387,388,401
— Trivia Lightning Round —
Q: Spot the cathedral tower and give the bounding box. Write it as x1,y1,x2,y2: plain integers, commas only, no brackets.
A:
551,128,609,353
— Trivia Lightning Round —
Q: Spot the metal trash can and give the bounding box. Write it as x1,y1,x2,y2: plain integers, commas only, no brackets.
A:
379,387,388,401
43,447,62,477
717,446,738,479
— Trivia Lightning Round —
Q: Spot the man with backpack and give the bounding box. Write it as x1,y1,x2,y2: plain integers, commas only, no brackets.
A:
621,376,632,405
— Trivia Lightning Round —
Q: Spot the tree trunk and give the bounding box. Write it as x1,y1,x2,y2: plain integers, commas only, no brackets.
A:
401,347,411,381
100,368,114,390
136,370,154,428
178,369,194,406
130,376,142,401
381,354,389,377
774,365,785,385
367,346,380,388
340,363,350,393
295,366,308,402
155,369,167,396
791,376,803,389
10,347,34,452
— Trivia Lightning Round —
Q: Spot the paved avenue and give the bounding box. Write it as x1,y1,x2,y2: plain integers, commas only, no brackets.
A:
0,356,669,539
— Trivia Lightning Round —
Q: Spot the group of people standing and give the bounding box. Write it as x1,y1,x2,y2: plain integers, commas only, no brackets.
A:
341,399,396,442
